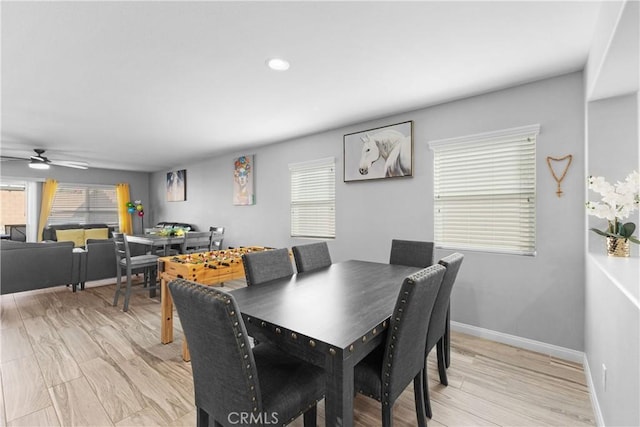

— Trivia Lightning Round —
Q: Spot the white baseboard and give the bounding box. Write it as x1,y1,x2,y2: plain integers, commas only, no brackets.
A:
582,356,605,427
450,321,584,363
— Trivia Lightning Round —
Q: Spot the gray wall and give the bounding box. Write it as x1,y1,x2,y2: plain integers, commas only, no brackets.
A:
585,259,639,426
584,2,640,424
0,162,150,235
587,93,639,256
151,71,586,351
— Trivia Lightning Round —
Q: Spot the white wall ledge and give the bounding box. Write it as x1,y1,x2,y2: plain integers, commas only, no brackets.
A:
588,252,640,309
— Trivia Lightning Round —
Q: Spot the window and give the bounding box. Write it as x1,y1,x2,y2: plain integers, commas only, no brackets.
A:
429,125,538,255
49,183,119,226
289,157,336,238
1,182,26,234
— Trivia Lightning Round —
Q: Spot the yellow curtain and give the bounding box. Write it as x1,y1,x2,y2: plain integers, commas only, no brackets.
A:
116,183,133,234
37,179,58,241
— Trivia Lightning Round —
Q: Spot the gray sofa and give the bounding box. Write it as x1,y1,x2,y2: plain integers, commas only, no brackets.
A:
0,240,82,294
79,239,118,288
42,223,117,244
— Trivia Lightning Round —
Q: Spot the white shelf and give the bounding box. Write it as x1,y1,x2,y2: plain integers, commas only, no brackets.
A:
588,252,640,309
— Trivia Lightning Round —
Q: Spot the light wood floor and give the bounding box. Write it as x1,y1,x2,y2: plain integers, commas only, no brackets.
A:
0,278,595,427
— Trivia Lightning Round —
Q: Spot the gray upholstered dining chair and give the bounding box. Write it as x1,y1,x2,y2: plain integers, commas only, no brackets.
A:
242,248,293,286
168,279,325,427
112,232,160,312
180,230,215,254
423,252,464,419
291,242,332,273
389,239,434,268
354,264,446,427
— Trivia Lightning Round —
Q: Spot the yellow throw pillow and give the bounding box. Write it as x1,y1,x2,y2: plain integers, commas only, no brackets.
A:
84,228,109,241
56,229,86,247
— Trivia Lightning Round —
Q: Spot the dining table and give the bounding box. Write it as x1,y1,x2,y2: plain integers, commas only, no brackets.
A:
160,259,421,425
125,233,186,256
230,259,420,427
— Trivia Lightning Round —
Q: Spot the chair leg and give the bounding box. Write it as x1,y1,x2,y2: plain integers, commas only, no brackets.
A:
445,305,451,368
123,267,133,312
303,404,317,427
413,373,427,427
149,267,157,298
113,269,122,306
196,407,209,427
423,365,432,419
382,402,393,427
437,338,448,386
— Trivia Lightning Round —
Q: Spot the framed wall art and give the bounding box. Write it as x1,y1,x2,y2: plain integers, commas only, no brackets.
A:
343,120,413,182
233,155,255,205
166,169,186,202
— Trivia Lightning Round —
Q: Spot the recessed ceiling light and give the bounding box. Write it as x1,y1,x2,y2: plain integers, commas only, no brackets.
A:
266,58,290,71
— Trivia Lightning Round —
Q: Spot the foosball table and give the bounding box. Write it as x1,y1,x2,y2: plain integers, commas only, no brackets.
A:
158,246,275,360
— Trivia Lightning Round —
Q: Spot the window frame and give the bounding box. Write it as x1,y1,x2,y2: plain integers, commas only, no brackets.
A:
48,182,119,226
428,124,539,256
289,157,336,239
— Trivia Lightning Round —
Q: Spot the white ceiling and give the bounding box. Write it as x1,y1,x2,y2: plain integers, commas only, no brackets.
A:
1,1,603,172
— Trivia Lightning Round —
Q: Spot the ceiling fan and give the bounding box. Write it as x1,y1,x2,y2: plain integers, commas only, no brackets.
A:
0,148,89,170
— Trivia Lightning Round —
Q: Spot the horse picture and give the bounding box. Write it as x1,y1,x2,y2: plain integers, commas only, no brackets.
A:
344,121,413,181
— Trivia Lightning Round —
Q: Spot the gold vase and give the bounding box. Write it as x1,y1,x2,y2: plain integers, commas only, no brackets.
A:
606,237,630,257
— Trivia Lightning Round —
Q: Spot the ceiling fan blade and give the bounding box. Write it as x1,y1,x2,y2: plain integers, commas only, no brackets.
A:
50,160,89,170
0,155,29,161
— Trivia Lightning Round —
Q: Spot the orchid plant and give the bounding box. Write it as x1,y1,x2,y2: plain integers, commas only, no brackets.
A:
586,170,640,244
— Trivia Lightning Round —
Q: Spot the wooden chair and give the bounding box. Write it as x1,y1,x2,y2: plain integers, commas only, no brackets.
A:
112,233,160,312
389,239,434,268
242,248,293,286
354,264,446,427
423,252,464,419
292,242,332,273
168,279,325,427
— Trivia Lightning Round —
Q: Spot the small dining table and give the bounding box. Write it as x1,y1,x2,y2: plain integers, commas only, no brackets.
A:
230,260,420,427
126,233,185,256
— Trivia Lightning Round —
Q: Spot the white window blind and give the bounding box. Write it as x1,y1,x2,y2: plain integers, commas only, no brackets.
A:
429,125,539,256
48,183,119,226
289,157,336,239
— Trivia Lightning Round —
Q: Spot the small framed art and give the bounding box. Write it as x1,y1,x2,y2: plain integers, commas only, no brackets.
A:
233,155,255,205
166,169,186,202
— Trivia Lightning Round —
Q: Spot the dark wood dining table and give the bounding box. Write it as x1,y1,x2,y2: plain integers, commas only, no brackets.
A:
230,260,421,427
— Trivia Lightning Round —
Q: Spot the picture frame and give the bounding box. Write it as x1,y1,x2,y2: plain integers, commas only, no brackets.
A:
233,155,255,205
343,120,413,182
166,169,186,202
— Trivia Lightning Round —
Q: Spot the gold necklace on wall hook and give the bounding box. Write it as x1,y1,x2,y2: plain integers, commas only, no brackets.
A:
546,154,573,197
